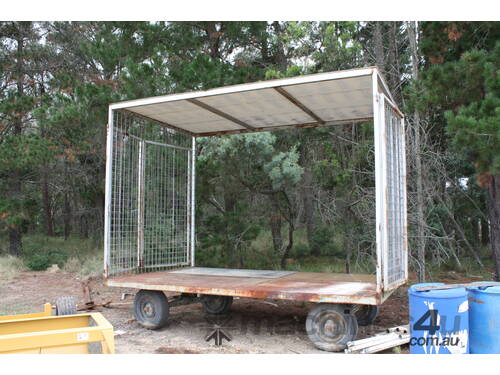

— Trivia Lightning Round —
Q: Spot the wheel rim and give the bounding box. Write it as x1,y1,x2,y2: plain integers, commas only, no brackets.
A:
315,311,346,343
141,299,155,319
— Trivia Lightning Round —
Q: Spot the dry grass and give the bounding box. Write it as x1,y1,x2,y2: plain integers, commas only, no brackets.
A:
63,254,103,278
0,255,27,280
0,234,104,278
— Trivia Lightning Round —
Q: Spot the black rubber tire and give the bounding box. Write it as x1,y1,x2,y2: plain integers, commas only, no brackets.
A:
201,295,233,315
133,290,170,330
55,296,77,316
354,305,379,326
306,303,358,352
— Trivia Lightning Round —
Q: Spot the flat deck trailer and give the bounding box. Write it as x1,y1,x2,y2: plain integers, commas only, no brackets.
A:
108,267,380,304
105,67,408,352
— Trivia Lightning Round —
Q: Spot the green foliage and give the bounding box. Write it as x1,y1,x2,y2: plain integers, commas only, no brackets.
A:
24,248,67,271
313,142,345,189
445,45,500,175
420,22,500,64
310,226,342,257
200,132,304,192
0,134,56,229
264,65,305,80
290,243,311,258
0,234,102,273
412,37,499,177
197,203,262,268
0,134,56,173
312,22,363,71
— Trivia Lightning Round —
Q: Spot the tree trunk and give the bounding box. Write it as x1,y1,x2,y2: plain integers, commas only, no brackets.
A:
63,192,72,240
487,175,500,281
269,197,283,254
280,221,294,269
7,25,27,256
271,21,287,72
8,228,22,257
80,214,89,239
204,22,221,60
223,184,238,267
480,217,489,246
408,21,426,282
41,170,54,236
373,22,384,69
277,191,296,269
437,194,484,268
300,145,315,253
38,71,54,237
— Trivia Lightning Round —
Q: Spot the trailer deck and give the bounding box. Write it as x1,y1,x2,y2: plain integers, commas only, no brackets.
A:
107,267,381,305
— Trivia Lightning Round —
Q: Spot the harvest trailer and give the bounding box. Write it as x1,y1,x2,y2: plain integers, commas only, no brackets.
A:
104,67,408,351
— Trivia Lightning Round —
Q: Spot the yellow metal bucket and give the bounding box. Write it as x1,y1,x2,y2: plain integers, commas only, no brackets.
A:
0,304,115,354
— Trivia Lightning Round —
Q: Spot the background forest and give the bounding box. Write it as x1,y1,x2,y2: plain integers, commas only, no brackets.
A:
0,21,498,282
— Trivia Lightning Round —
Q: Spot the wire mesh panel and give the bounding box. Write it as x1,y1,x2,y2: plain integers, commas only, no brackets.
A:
381,97,407,290
105,110,194,277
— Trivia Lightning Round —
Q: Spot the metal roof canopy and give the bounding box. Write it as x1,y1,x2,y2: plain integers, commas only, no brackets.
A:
105,66,408,297
110,67,401,137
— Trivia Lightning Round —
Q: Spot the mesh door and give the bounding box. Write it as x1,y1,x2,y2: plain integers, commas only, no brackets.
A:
142,141,191,269
380,97,408,290
106,111,193,277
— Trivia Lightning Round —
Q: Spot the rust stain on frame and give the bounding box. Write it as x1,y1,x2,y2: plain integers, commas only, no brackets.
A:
107,268,381,305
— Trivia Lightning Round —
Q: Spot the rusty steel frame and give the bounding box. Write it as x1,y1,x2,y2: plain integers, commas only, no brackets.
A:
104,67,407,306
107,268,381,305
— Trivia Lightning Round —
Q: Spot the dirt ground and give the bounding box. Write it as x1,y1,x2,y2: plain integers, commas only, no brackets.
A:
0,270,410,354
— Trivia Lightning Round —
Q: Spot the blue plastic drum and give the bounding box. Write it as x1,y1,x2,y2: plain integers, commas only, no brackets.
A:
467,284,500,353
408,283,469,354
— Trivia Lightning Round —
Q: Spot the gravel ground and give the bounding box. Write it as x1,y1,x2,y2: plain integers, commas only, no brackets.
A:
0,270,409,354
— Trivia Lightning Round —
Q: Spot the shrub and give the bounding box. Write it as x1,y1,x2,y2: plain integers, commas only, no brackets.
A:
310,226,342,257
24,248,67,271
290,243,310,258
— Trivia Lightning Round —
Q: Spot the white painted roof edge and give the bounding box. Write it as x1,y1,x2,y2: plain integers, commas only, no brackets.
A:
110,66,377,111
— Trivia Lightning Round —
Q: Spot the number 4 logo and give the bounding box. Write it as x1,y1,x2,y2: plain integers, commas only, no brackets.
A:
414,309,440,335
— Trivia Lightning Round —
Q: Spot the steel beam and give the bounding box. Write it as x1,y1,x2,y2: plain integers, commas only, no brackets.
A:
187,98,255,130
273,86,325,124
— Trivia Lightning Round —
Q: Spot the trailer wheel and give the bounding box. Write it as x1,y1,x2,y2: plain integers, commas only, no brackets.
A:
201,295,233,315
306,303,358,352
134,290,170,330
354,305,379,326
55,296,77,316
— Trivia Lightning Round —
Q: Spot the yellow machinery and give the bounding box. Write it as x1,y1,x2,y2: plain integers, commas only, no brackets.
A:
0,304,115,354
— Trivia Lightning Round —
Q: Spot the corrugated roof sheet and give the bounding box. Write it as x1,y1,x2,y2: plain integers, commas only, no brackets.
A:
110,66,397,137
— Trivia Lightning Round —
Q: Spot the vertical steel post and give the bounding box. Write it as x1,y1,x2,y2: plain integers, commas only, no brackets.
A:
137,140,146,269
186,150,191,265
104,107,114,278
372,69,384,294
190,136,196,266
380,95,389,290
400,117,409,281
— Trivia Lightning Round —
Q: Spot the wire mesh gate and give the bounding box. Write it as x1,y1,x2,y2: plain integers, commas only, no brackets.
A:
104,110,194,277
374,93,408,292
